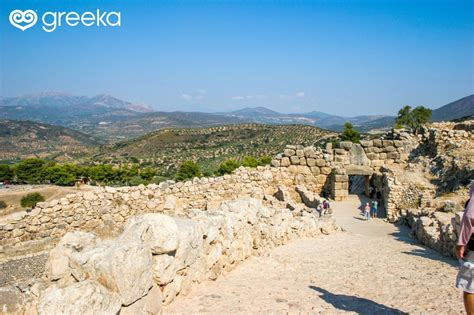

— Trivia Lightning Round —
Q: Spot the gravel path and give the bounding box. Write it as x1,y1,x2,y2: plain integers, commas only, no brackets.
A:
164,195,463,314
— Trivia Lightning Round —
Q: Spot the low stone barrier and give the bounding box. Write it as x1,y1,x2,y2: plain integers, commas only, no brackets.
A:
4,197,338,314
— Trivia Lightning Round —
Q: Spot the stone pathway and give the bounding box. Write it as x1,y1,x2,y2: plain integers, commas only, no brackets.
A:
164,195,463,314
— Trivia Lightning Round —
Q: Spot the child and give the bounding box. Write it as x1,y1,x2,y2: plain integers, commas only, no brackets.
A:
364,203,371,220
371,200,378,218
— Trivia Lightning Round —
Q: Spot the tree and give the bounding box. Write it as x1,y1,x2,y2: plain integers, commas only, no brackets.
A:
175,161,201,181
44,165,76,186
216,159,240,175
14,159,47,184
0,200,7,210
20,192,45,208
395,105,432,134
341,123,361,143
0,165,13,181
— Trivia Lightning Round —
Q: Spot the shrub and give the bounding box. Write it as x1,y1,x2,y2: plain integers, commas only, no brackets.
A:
0,200,7,209
258,156,272,166
216,159,240,175
175,161,201,181
20,192,45,208
341,123,361,143
242,156,259,168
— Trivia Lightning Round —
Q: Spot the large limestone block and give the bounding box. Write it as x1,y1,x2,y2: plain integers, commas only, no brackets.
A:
284,149,296,157
38,280,121,315
280,157,290,167
174,218,203,270
295,185,319,208
152,254,178,285
120,213,179,255
290,156,300,165
69,240,153,306
120,285,162,315
349,143,370,166
46,231,100,282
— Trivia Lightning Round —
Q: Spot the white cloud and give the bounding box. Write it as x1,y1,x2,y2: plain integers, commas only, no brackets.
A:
296,91,305,98
180,93,192,101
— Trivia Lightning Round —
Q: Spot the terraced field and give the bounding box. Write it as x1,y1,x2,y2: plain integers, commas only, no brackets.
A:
89,124,337,175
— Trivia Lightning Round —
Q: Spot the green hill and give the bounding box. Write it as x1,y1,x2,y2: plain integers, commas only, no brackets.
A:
0,120,99,162
90,124,337,175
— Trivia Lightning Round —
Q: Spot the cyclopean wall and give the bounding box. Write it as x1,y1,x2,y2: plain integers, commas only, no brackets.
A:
0,166,325,256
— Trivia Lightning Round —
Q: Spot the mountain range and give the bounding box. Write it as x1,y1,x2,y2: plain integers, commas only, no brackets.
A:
0,93,472,140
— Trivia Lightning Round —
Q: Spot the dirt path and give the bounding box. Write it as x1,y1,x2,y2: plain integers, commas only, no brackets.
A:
164,195,463,314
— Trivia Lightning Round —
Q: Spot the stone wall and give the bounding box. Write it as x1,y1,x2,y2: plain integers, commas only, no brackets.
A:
3,197,338,314
270,130,418,202
0,166,325,255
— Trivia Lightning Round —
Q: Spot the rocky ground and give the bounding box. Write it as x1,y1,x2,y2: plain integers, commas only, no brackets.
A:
165,195,463,314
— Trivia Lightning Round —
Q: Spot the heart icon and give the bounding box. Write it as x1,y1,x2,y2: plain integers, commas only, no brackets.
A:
9,10,38,31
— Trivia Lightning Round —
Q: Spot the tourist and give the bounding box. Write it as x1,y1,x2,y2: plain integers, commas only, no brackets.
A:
456,184,474,315
364,202,370,220
322,199,330,215
371,199,378,218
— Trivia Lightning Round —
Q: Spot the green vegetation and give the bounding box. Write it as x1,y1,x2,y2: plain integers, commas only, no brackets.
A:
341,123,361,143
395,105,432,134
242,156,259,168
175,161,201,181
0,200,7,209
217,159,240,175
20,192,45,208
0,164,13,180
0,159,160,187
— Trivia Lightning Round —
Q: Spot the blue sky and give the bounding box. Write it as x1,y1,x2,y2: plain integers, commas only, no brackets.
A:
0,0,472,116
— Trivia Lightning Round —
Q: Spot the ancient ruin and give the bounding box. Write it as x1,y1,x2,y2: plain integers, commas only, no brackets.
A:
0,120,472,313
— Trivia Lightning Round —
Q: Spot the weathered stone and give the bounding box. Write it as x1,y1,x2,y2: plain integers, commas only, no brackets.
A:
69,240,154,306
284,149,296,157
38,280,121,315
280,157,290,167
120,214,179,255
120,285,162,315
290,156,300,165
306,158,316,167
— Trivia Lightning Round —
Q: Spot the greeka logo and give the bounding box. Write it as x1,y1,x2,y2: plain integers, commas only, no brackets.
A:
9,9,121,32
9,10,38,31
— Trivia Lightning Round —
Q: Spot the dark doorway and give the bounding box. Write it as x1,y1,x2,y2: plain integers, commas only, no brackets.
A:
349,175,368,195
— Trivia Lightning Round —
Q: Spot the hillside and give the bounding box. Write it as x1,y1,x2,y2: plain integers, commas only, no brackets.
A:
432,95,474,121
0,120,98,161
90,124,337,175
0,93,246,140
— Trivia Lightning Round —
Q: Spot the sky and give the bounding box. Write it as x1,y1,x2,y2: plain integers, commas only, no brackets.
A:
0,0,473,116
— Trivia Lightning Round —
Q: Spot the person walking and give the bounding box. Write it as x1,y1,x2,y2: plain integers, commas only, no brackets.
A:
456,184,474,315
364,202,371,221
371,199,378,218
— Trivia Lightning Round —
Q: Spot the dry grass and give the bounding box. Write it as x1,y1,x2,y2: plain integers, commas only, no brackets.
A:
0,185,99,215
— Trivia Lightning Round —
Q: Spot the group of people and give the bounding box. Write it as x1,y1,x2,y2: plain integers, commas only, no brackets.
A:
363,199,378,220
317,199,331,216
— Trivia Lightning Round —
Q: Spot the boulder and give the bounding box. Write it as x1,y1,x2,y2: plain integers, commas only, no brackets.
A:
38,280,121,315
45,231,99,282
120,285,162,315
120,213,179,254
69,240,153,306
295,185,319,208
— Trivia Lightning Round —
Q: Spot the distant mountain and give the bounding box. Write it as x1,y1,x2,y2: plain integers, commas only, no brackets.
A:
0,93,153,112
229,107,281,117
432,95,474,122
0,120,98,161
0,93,244,140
